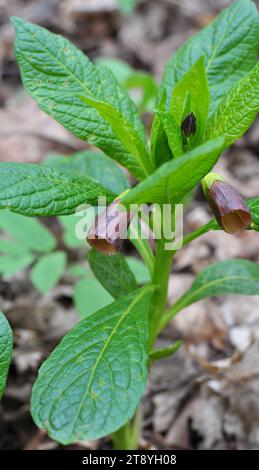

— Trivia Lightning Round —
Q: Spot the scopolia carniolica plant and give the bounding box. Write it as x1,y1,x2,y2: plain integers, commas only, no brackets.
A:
0,0,259,450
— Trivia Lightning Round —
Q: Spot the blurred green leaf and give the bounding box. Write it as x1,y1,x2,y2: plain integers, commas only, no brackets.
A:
30,251,67,294
117,0,139,15
0,210,56,253
74,278,113,318
0,253,34,278
58,215,87,249
126,257,151,284
0,238,31,256
66,264,88,278
125,71,158,113
95,57,132,83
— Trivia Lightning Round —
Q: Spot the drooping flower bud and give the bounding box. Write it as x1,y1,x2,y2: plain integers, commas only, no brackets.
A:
202,173,252,234
181,112,196,137
87,198,133,255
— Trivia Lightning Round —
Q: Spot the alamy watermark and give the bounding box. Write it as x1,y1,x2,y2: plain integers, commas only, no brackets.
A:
73,197,184,251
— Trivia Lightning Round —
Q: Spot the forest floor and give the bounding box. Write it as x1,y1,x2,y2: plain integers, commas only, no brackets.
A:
1,0,259,450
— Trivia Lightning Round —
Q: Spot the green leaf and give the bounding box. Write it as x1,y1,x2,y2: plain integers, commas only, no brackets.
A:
0,210,56,253
248,197,259,231
74,278,113,318
43,150,129,194
171,56,210,146
12,17,147,180
0,163,114,217
156,111,183,158
124,72,158,113
95,57,133,84
161,0,259,115
122,137,225,205
126,257,151,284
207,62,259,146
117,0,139,15
67,264,87,279
0,312,13,400
88,249,137,299
58,215,88,249
0,238,31,256
94,59,157,112
151,90,173,167
31,286,154,444
79,95,152,177
30,251,67,294
172,259,259,313
0,253,34,278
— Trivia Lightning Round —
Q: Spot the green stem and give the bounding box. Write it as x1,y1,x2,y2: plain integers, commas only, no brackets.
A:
149,340,182,362
149,237,174,347
129,221,154,277
112,407,141,450
158,296,188,334
182,220,217,246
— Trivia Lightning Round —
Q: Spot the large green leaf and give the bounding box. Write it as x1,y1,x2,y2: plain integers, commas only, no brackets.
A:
0,210,56,252
74,278,113,318
161,0,259,115
12,17,147,180
43,151,129,194
88,249,137,299
0,312,13,399
207,63,259,145
122,137,225,205
30,251,67,294
31,286,154,444
171,56,210,146
170,259,259,314
0,163,114,216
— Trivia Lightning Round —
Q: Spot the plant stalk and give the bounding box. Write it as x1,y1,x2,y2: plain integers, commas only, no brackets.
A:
149,236,174,347
112,406,141,450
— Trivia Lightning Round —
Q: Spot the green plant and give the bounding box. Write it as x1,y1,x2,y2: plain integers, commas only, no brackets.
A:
0,0,259,449
117,0,140,15
0,209,65,291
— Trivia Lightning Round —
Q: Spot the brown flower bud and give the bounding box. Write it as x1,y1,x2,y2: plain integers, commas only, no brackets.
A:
181,112,196,137
87,199,133,255
202,173,252,234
